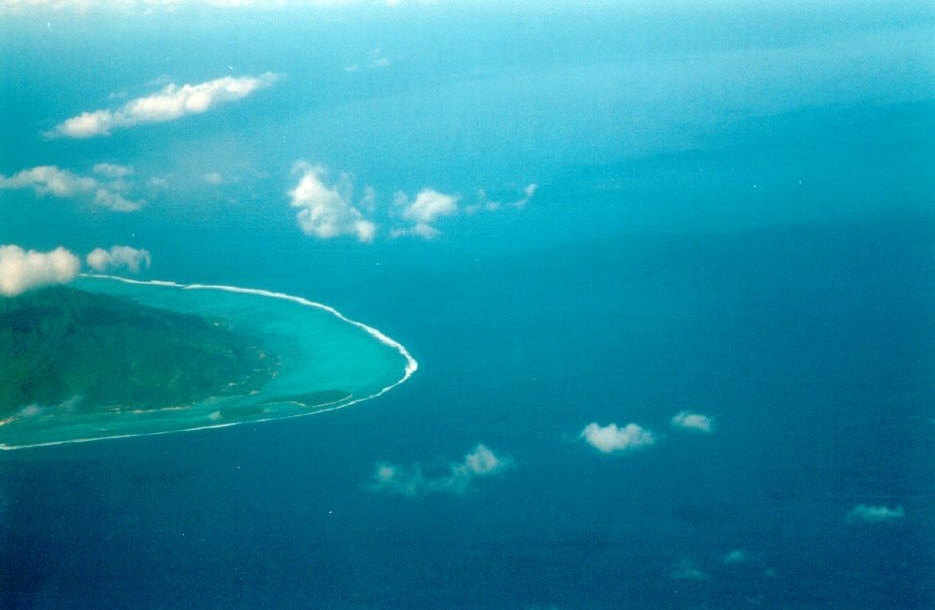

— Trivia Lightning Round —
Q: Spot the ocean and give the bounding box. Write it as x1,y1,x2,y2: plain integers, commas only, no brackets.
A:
1,2,933,608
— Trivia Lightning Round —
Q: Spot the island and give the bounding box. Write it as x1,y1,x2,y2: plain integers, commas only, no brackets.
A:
0,286,280,418
0,276,415,449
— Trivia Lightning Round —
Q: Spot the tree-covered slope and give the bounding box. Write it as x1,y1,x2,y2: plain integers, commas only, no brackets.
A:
0,286,278,416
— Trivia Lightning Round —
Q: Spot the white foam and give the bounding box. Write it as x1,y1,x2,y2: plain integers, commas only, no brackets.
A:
1,274,418,450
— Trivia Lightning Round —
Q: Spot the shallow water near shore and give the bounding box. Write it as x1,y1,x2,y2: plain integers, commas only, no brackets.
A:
0,275,413,449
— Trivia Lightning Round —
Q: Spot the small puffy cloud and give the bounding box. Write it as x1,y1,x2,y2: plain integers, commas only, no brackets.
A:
671,558,708,582
344,47,393,72
289,162,376,242
456,444,505,477
391,222,442,240
671,411,714,433
371,463,414,495
580,422,656,454
203,171,224,185
722,550,746,564
0,245,80,297
846,504,905,524
513,183,537,208
0,165,96,198
0,165,143,212
392,188,459,239
93,188,142,212
371,444,511,496
49,73,278,138
53,110,113,138
368,47,392,69
465,183,537,214
283,162,532,241
402,188,458,224
464,189,500,214
86,245,152,274
92,163,133,179
359,186,377,213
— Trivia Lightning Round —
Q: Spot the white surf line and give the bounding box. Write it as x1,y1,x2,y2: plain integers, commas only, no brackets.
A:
84,274,418,379
0,275,418,450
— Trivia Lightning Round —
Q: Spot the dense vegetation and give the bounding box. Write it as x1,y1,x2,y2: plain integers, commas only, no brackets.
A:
0,286,279,417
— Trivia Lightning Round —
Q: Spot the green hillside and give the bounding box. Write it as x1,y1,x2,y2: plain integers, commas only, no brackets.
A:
0,286,279,417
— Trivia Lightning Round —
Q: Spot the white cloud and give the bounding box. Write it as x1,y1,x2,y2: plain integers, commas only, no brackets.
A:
671,558,708,582
86,245,152,274
465,183,537,214
284,162,530,241
147,176,170,190
464,189,500,214
288,162,376,242
0,165,96,197
402,188,458,223
722,550,746,564
390,222,441,240
456,444,505,477
671,411,715,433
93,188,142,212
846,504,905,524
49,73,278,138
0,165,143,212
580,422,656,454
370,444,511,496
359,186,377,213
92,163,133,179
0,245,80,297
203,171,224,185
512,182,537,208
368,48,392,69
392,188,459,239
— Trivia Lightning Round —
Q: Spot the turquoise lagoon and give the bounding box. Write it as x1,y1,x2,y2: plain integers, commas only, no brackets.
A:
0,275,416,450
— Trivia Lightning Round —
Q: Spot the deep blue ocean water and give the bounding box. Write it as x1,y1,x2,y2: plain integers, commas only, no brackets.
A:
1,3,933,608
2,213,931,608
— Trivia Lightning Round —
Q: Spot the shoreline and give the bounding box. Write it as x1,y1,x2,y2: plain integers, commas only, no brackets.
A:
0,275,419,451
